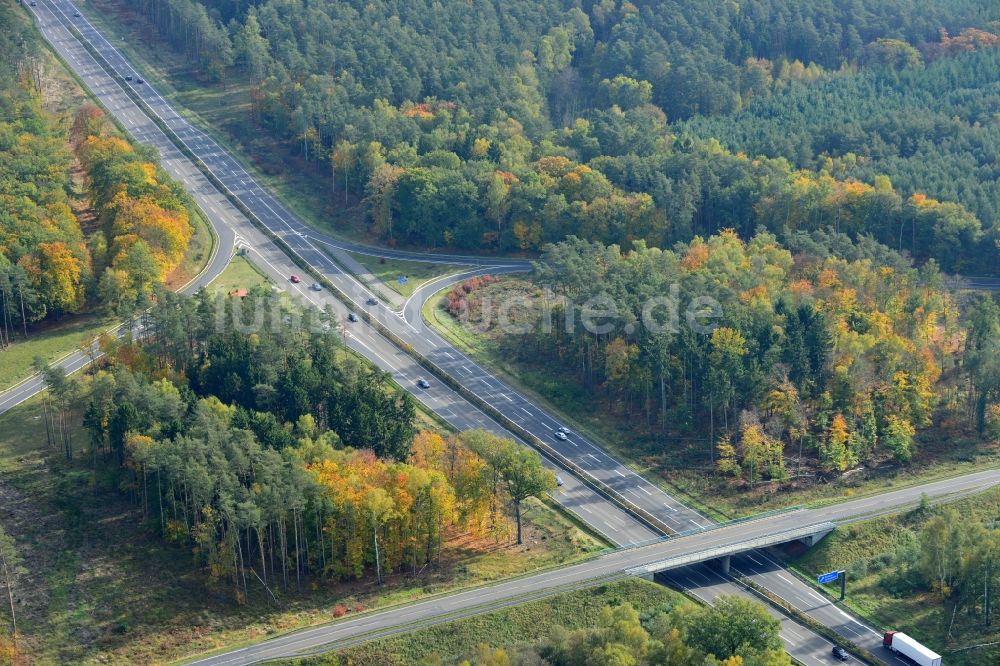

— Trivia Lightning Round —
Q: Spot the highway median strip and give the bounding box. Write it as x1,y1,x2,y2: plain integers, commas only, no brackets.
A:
733,576,882,666
64,19,685,542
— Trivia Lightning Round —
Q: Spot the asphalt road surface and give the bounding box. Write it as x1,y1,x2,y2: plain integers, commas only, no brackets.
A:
9,3,984,665
18,0,654,549
180,468,1000,665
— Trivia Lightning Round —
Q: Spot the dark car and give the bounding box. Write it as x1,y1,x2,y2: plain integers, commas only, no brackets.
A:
135,78,144,84
831,646,849,661
366,297,378,305
73,11,80,16
30,2,37,6
125,74,133,81
347,312,358,322
417,379,431,389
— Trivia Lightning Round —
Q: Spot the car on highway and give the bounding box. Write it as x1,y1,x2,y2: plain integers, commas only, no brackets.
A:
832,646,849,661
554,431,568,441
366,297,378,305
125,74,133,81
289,274,301,283
135,78,144,84
310,282,322,291
417,379,431,389
557,426,571,434
30,2,37,6
556,475,564,486
347,312,358,322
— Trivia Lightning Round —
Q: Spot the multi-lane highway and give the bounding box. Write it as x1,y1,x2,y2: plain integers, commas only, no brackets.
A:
8,2,980,664
17,0,655,549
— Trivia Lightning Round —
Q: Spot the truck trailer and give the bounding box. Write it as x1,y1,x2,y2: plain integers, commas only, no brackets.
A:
883,631,942,666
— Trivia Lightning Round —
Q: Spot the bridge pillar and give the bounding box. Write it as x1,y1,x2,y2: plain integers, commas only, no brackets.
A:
803,527,834,547
718,555,731,575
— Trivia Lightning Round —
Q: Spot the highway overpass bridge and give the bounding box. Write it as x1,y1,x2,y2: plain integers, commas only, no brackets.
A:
628,521,836,578
180,469,1000,665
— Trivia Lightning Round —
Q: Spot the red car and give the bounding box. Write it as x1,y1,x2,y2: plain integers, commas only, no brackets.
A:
290,274,302,283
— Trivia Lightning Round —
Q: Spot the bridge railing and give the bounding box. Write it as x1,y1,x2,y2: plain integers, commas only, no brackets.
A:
625,521,837,576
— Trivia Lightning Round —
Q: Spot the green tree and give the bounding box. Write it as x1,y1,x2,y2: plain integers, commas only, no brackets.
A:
0,524,22,639
681,595,783,661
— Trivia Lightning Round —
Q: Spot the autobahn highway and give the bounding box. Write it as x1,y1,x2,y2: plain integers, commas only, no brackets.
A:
23,0,700,541
7,2,970,664
35,0,703,536
19,0,655,548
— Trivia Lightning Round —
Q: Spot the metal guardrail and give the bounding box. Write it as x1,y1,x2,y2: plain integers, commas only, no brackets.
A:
625,521,837,576
67,27,678,540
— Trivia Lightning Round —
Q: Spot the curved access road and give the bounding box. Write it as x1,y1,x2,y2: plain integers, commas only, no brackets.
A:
13,4,966,666
16,0,659,550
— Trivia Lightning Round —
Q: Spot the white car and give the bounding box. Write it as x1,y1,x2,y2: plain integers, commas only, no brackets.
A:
554,431,568,441
557,426,571,434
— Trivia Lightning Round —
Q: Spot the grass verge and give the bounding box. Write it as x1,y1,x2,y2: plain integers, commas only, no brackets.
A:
0,313,116,392
0,391,608,665
421,280,1000,521
345,252,464,299
206,254,272,295
273,577,680,666
82,0,371,245
789,488,1000,666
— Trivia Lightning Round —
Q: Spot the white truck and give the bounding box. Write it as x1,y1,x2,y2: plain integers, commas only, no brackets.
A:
882,631,942,666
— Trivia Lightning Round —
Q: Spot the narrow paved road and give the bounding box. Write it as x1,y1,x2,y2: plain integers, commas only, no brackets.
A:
183,469,1000,665
8,4,977,665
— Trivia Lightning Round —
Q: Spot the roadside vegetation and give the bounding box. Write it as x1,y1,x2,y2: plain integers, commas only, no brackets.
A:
282,583,786,666
207,253,271,296
0,286,603,664
85,0,999,270
428,231,1000,517
345,252,464,299
792,489,1000,665
0,2,211,390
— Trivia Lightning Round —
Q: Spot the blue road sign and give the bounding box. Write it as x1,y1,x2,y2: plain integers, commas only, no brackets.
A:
817,570,840,584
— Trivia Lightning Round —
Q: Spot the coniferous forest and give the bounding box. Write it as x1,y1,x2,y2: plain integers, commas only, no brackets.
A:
116,0,1000,270
3,0,1000,662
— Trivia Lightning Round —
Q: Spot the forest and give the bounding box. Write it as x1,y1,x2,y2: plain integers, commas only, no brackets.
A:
111,0,1000,272
0,2,196,345
33,287,554,602
450,229,1000,485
